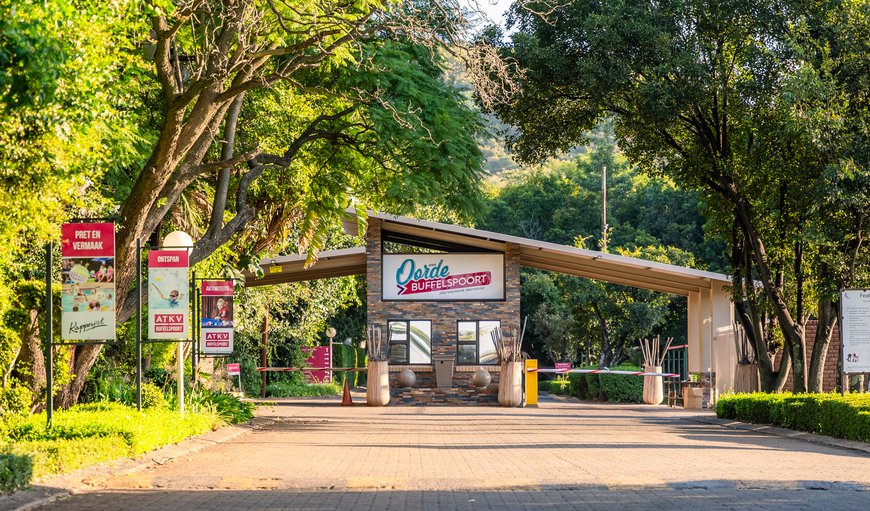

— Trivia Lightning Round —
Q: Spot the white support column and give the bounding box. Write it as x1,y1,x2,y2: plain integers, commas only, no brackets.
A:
688,291,702,373
711,285,736,396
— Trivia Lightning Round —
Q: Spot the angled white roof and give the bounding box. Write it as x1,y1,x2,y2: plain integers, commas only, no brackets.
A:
247,209,731,296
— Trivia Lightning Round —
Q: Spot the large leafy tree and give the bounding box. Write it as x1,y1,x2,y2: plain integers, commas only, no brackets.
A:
493,0,869,391
3,0,511,407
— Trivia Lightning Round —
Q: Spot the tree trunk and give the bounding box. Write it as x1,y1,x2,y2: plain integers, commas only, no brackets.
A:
808,299,838,392
593,304,610,366
18,309,46,413
773,345,791,393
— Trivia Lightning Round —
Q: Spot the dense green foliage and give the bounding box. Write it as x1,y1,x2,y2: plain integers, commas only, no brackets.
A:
265,382,342,398
567,366,645,403
717,393,870,442
482,131,717,366
1,403,219,483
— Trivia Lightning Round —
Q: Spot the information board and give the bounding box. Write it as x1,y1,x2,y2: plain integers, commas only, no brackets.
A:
201,280,234,355
60,222,116,340
842,289,870,373
148,250,189,339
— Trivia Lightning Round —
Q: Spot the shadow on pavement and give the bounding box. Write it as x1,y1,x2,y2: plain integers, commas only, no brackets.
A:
23,481,870,511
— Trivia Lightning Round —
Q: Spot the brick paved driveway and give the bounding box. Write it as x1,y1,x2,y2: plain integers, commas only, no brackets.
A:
28,395,870,510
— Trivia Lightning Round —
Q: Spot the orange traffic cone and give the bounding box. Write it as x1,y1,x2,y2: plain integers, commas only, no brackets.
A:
341,376,353,406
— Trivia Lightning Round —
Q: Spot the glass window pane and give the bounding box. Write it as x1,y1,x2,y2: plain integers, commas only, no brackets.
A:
458,322,476,342
479,321,500,365
389,343,408,364
408,321,432,364
389,321,407,341
457,344,477,364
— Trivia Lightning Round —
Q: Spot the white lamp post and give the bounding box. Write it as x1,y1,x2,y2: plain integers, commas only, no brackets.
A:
326,327,336,383
163,231,194,418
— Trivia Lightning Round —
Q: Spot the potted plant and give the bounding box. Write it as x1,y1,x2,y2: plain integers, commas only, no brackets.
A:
494,320,525,407
639,336,672,405
365,324,390,406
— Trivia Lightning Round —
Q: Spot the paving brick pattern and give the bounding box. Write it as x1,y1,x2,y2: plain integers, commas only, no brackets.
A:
30,396,870,510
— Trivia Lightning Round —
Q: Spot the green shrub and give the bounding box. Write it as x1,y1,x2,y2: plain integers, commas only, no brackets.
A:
266,382,341,397
717,392,870,443
539,379,570,395
0,451,32,493
141,383,167,410
1,403,219,485
187,389,254,425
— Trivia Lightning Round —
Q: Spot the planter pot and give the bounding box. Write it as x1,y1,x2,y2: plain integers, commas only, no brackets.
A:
498,361,523,407
735,363,759,393
366,361,390,406
643,364,664,405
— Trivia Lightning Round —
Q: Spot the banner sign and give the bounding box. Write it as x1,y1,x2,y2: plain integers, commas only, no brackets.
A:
148,250,189,339
60,222,116,340
842,289,870,373
382,254,505,301
201,280,234,355
302,346,331,383
226,363,241,376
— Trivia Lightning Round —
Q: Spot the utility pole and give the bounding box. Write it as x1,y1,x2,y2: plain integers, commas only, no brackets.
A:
601,165,608,253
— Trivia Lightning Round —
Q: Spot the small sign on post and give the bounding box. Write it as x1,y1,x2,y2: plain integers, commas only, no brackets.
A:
555,362,571,374
226,363,242,395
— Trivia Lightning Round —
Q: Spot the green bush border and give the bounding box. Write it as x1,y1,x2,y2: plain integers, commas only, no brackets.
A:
716,392,870,442
566,366,644,403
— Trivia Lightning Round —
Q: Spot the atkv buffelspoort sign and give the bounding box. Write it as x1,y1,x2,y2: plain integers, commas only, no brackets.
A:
200,280,234,355
148,250,189,339
60,222,116,341
382,253,505,301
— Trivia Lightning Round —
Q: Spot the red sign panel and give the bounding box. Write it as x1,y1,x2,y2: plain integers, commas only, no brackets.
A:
302,346,331,383
555,362,571,373
226,363,241,376
61,223,115,257
201,280,234,296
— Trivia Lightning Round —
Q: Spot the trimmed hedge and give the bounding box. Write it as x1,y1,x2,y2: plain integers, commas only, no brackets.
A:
716,392,870,442
539,379,570,395
266,382,342,397
331,345,367,388
567,366,644,403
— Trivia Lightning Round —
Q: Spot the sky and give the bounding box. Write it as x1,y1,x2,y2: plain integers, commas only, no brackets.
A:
469,0,512,29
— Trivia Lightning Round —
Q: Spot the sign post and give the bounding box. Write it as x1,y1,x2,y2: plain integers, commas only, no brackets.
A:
227,363,242,395
841,289,870,393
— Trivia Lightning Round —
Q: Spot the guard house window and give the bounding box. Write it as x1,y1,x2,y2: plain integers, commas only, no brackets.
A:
456,321,500,365
387,320,432,364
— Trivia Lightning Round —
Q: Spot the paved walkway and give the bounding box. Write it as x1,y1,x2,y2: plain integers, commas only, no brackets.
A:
19,394,870,510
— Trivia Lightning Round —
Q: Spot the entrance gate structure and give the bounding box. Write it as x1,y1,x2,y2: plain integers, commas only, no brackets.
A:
247,210,737,407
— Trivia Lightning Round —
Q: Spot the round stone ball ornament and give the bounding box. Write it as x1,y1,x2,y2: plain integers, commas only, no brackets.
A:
397,368,417,388
471,369,491,388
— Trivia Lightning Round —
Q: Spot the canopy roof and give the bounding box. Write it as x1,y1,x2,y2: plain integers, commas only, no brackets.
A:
247,210,730,296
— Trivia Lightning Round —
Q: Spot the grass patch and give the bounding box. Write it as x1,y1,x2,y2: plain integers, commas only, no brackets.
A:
1,403,220,485
266,382,341,397
717,392,870,442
